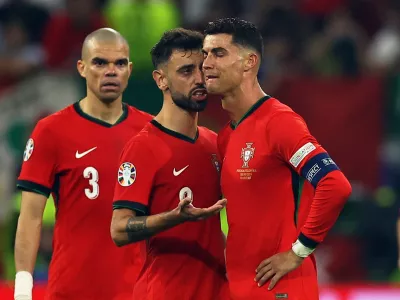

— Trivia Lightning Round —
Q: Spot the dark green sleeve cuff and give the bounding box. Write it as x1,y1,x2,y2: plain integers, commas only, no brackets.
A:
298,232,319,249
17,180,51,198
113,200,148,216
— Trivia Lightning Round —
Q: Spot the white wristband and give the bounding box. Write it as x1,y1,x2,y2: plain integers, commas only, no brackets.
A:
14,271,33,300
291,239,315,258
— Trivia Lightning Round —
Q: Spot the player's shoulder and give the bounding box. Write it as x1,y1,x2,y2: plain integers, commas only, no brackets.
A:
33,104,76,134
262,97,304,124
121,122,165,163
123,121,160,151
126,104,154,122
267,97,297,115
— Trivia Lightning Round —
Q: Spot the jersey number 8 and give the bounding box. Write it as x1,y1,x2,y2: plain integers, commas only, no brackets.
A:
179,187,193,201
83,167,99,199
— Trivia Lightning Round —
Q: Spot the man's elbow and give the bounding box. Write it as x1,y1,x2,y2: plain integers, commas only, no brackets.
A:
332,171,352,205
110,222,126,247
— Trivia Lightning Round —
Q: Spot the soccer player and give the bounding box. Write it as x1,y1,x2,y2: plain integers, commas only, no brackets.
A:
202,18,352,300
14,28,152,300
111,28,229,300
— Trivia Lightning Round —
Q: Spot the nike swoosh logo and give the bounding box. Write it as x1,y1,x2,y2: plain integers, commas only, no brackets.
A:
173,165,189,176
75,147,97,159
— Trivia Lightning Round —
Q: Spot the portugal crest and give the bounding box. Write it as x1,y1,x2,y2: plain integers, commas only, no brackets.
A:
241,142,255,168
23,138,34,162
118,162,136,186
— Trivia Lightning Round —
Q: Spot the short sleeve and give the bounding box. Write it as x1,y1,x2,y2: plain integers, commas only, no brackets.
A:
113,139,158,216
17,120,57,198
268,112,340,187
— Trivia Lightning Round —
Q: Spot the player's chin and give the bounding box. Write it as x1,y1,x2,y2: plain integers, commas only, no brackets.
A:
99,94,120,104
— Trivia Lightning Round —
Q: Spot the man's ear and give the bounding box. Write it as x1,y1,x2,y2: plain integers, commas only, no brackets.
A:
128,61,133,77
152,69,169,91
77,60,86,78
244,52,259,72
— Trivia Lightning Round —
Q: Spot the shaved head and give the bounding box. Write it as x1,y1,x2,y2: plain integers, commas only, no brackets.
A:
77,27,132,104
81,28,129,61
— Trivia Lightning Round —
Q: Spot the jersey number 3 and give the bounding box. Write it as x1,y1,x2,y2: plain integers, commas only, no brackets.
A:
83,167,99,199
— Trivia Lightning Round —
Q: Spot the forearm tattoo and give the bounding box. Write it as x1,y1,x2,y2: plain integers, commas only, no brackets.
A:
126,216,149,242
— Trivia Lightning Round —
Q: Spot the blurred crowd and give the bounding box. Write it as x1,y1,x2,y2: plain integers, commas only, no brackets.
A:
0,0,400,287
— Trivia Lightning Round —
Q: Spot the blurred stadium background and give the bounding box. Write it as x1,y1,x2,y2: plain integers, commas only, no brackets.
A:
0,0,400,299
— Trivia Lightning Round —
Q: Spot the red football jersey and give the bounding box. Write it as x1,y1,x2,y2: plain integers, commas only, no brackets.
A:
219,96,341,300
18,102,152,300
113,120,229,300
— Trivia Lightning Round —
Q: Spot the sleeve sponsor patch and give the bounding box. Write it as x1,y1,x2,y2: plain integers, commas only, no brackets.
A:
289,142,316,168
23,138,34,162
300,152,340,187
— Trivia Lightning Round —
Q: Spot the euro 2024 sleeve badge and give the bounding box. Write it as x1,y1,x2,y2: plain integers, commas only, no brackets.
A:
118,162,136,186
23,138,34,162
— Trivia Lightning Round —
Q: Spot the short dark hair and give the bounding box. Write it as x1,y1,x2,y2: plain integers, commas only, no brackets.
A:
151,28,204,68
204,18,263,61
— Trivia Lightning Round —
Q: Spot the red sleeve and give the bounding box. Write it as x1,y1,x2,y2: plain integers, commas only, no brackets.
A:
112,139,158,216
268,112,324,171
17,120,58,197
269,112,352,247
301,171,351,245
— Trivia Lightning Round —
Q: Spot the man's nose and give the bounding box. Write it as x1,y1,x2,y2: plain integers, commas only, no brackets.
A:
105,64,117,76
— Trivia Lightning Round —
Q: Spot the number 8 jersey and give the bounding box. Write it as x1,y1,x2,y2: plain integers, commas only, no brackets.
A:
113,120,229,300
17,101,152,300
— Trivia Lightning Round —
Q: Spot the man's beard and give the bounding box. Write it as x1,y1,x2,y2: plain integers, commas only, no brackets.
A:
171,91,207,112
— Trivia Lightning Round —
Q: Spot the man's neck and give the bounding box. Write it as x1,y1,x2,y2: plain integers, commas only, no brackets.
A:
80,94,124,125
221,80,266,124
155,98,198,139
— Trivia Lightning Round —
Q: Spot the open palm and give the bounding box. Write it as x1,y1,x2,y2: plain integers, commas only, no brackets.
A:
177,198,227,221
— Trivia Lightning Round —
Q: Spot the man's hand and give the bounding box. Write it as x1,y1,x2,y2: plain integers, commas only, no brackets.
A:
175,197,227,221
255,250,304,290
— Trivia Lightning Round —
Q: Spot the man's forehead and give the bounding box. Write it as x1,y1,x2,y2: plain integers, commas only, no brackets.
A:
203,34,233,50
169,49,203,65
87,41,129,58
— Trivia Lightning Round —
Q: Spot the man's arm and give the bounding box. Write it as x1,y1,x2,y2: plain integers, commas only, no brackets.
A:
14,191,47,299
255,112,351,289
111,198,226,246
111,209,181,246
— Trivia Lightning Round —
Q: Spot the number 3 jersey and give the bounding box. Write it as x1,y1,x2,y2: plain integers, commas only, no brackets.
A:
17,102,152,300
113,120,229,300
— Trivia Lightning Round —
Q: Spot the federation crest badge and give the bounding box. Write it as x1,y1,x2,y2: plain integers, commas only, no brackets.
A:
211,154,221,172
241,142,255,168
118,162,136,186
23,138,34,162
